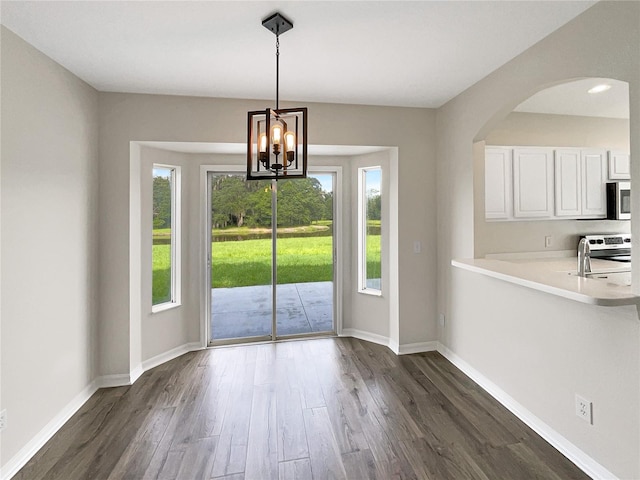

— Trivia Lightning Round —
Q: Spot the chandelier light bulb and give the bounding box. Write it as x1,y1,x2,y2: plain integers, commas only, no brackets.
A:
272,124,282,146
284,131,296,164
258,133,268,164
284,131,295,153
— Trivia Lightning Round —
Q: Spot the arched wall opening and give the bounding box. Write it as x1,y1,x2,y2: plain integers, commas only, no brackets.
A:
436,4,640,477
471,77,631,258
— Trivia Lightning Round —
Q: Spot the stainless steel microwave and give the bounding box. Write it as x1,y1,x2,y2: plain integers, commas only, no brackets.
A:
607,181,631,220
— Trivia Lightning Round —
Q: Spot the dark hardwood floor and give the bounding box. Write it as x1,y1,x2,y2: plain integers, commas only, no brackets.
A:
15,337,590,480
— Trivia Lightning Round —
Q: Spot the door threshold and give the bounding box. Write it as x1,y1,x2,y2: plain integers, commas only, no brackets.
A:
208,331,337,349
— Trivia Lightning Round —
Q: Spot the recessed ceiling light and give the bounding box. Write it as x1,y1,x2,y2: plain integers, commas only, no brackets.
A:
588,84,611,94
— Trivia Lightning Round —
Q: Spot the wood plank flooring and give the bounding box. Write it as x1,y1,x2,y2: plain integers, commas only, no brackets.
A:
15,338,590,480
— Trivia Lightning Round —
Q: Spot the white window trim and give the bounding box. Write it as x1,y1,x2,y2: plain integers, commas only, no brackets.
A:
152,164,182,312
358,166,382,296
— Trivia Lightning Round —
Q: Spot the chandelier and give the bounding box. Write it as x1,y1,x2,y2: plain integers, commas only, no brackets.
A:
247,12,308,180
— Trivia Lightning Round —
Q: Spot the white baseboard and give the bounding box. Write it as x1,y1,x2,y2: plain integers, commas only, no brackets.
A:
0,380,100,480
142,342,203,372
340,329,437,355
1,342,204,480
398,341,438,355
95,373,133,388
340,328,389,346
130,364,144,384
93,342,203,389
437,343,617,480
340,328,394,350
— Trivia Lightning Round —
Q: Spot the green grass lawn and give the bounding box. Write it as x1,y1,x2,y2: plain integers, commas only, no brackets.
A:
152,234,381,302
152,244,172,304
210,236,333,288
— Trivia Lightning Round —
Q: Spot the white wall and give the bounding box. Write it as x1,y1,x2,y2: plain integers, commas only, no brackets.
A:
437,2,640,478
0,26,99,468
98,94,437,377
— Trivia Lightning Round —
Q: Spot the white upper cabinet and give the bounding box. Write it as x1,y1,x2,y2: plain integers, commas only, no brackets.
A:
555,148,607,218
581,149,607,217
513,147,554,218
608,151,630,180
485,147,512,219
554,149,582,217
485,146,613,221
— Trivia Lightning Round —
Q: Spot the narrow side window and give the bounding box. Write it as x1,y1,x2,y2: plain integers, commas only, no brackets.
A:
152,165,181,309
358,167,382,295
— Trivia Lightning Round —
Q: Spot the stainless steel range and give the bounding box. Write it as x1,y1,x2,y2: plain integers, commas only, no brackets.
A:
582,234,631,263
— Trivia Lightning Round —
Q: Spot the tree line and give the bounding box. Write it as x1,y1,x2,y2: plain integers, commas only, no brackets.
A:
211,176,332,228
153,176,172,229
153,174,381,230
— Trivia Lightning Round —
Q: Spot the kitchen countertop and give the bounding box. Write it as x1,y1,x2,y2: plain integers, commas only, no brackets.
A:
452,256,639,306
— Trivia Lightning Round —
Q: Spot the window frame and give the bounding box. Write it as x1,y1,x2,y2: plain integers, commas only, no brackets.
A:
358,166,382,296
152,164,182,312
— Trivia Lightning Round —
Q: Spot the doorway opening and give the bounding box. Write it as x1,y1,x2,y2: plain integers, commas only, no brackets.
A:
207,169,337,345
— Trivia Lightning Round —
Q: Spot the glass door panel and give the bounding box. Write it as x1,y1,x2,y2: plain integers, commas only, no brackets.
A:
210,174,273,341
209,171,336,344
276,174,334,336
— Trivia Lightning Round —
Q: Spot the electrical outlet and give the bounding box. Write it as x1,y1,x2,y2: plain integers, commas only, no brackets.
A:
0,409,6,431
438,313,446,327
545,236,552,248
575,394,593,424
413,240,422,254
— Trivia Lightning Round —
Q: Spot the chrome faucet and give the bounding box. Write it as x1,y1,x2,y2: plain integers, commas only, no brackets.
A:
577,238,592,277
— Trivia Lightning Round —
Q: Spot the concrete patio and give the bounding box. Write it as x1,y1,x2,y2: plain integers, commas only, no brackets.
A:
211,281,333,340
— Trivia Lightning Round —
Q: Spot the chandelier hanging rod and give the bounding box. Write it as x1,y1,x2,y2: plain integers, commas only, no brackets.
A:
262,12,293,109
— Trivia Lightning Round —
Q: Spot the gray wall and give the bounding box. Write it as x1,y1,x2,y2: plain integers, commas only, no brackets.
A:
133,147,401,359
1,27,99,465
437,2,640,478
486,112,630,150
98,94,437,377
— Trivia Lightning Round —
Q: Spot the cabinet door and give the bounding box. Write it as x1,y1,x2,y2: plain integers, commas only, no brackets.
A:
513,148,554,218
485,148,512,219
554,149,581,217
608,151,630,180
581,149,607,217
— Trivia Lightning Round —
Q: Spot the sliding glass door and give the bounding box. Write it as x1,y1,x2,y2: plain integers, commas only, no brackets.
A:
276,175,334,336
209,174,272,341
208,171,335,344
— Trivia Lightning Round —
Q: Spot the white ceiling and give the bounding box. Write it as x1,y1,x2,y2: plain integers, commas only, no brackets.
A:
514,78,629,119
0,1,597,108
